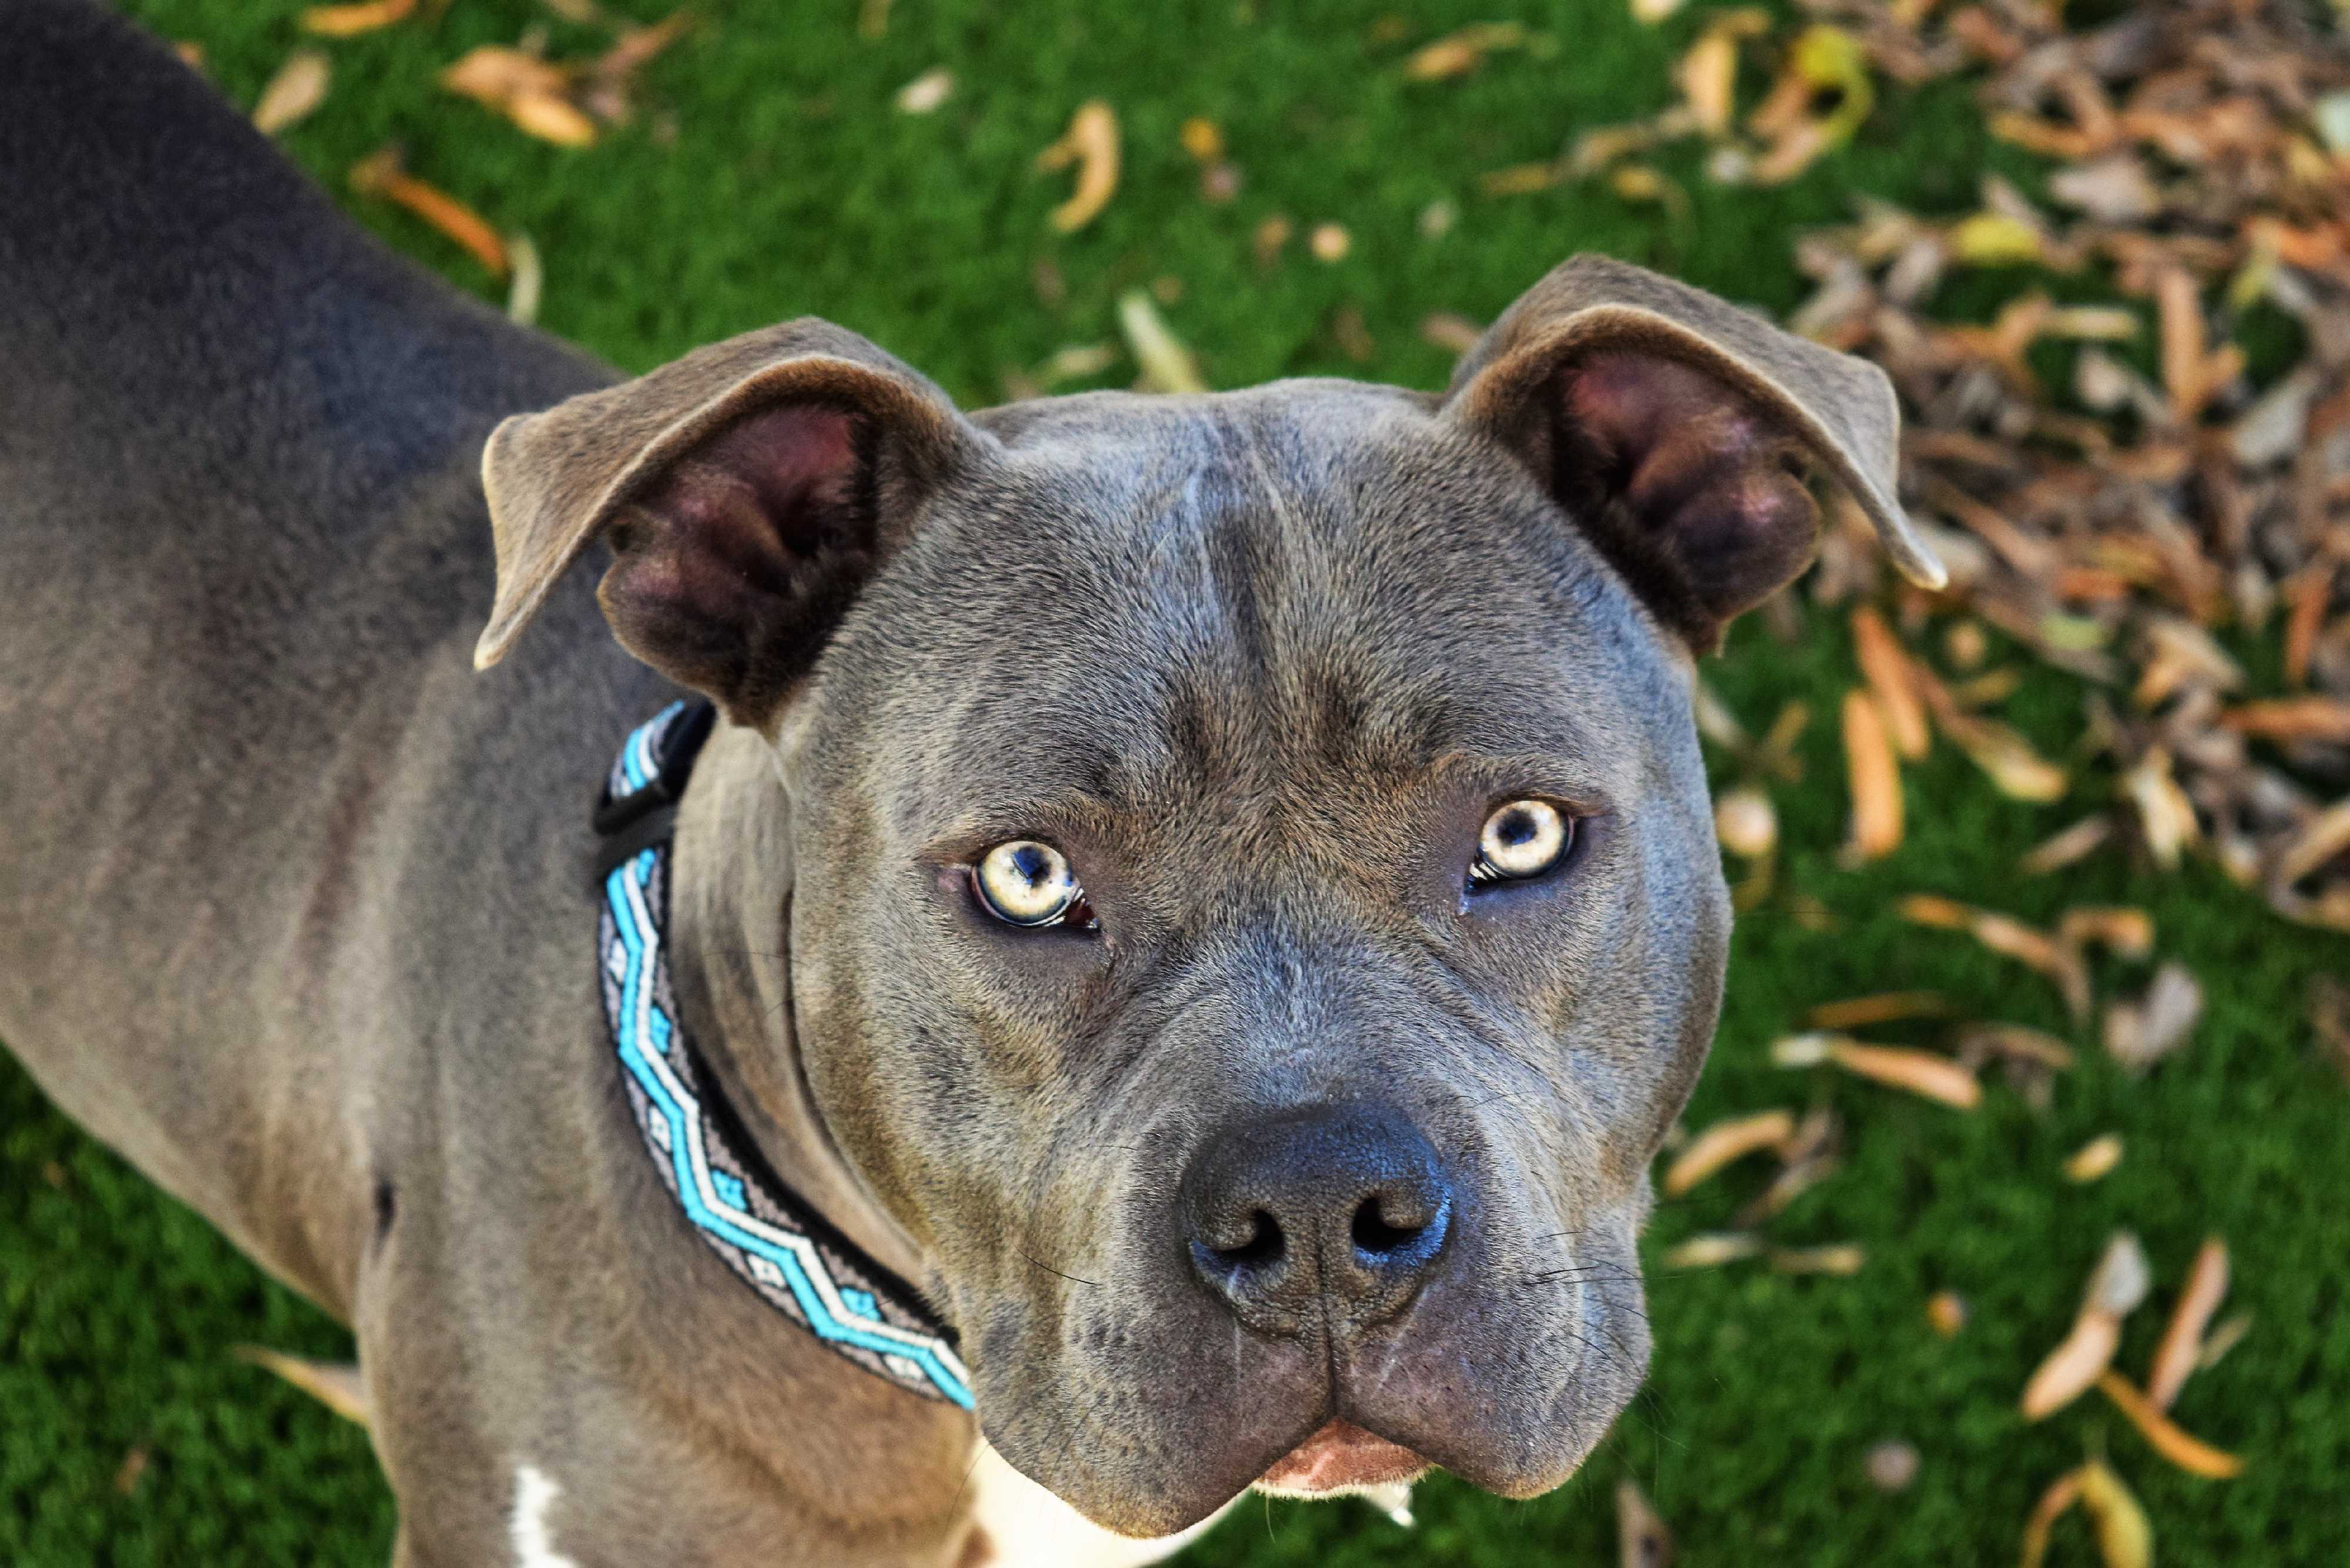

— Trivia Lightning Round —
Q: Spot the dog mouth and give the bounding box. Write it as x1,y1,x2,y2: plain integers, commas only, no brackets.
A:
1252,1419,1432,1498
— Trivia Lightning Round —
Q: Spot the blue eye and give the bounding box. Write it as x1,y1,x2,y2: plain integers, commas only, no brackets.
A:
1469,800,1573,885
973,840,1095,929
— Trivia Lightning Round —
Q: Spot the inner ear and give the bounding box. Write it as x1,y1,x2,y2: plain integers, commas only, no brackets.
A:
600,402,878,726
1548,352,1822,653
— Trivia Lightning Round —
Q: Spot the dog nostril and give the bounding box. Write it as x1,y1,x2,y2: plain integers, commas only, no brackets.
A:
1211,1209,1285,1270
1350,1193,1429,1256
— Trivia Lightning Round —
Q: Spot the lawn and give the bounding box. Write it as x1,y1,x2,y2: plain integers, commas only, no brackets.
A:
4,0,2346,1563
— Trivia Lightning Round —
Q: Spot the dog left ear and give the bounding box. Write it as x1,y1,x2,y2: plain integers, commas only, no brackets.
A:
1442,254,1943,652
474,319,992,729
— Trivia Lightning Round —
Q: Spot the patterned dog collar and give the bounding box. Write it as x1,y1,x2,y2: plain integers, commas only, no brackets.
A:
593,700,973,1408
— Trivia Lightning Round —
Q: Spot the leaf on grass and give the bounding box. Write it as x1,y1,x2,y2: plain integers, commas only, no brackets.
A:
1748,26,1872,184
895,68,954,115
1926,1290,1968,1338
2021,1233,2149,1419
1768,1243,1865,1275
1661,1231,1764,1269
2022,1312,2122,1421
1898,896,2089,1020
1402,23,1526,81
1616,1475,1674,1568
440,46,597,148
2146,1237,2230,1410
1713,784,1777,859
1803,992,1951,1030
2195,1311,2252,1372
348,149,508,276
1116,291,1206,395
2102,961,2203,1073
1036,101,1120,233
1773,1033,1981,1109
2074,1460,2154,1568
302,0,415,37
2119,747,2198,870
1661,1109,1795,1196
2019,1469,2083,1568
1851,607,1929,759
2020,816,2113,875
2063,1133,2123,1183
2096,1371,2245,1479
2056,906,2153,960
1842,689,1904,862
252,48,330,137
233,1347,371,1426
505,232,542,326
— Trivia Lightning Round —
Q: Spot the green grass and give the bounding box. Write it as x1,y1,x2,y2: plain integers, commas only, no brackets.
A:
4,1,2346,1562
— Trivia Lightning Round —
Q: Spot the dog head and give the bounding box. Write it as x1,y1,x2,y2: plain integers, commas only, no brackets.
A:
476,256,1939,1536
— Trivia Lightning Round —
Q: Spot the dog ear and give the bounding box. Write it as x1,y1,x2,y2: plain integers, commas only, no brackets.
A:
1442,254,1943,652
475,319,992,727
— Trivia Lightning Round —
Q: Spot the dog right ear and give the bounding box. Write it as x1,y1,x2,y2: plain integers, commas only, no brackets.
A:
475,320,993,730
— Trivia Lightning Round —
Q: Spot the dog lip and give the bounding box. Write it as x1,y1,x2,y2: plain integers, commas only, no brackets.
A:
1253,1419,1432,1496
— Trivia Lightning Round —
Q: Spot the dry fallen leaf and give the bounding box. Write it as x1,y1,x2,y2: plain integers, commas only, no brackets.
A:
2097,1371,2245,1479
2057,906,2154,961
2195,1311,2252,1373
1661,1231,1764,1269
1842,688,1904,861
302,0,415,37
252,48,330,137
1677,26,1738,137
1773,1033,1980,1109
234,1347,372,1426
1036,101,1120,233
503,232,542,326
1851,607,1930,759
1616,1475,1674,1568
1898,895,2089,1021
2103,961,2204,1073
2018,1468,2084,1568
1116,291,1205,395
1403,22,1527,81
1926,1290,1968,1338
1713,784,1777,859
2021,1232,2150,1420
1865,1439,1919,1492
1308,223,1352,263
1803,992,1950,1030
1419,312,1482,356
895,68,954,115
2019,815,2113,875
440,47,597,148
2022,1312,2123,1422
2147,1237,2230,1410
2063,1133,2124,1184
1661,1109,1796,1197
1768,1243,1865,1275
2074,1459,2154,1568
348,149,508,276
112,1445,149,1495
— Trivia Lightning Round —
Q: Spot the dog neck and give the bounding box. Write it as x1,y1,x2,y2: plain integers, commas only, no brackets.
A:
663,717,935,1293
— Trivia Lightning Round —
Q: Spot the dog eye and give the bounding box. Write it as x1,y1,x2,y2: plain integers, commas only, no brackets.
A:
973,840,1096,929
1469,800,1573,885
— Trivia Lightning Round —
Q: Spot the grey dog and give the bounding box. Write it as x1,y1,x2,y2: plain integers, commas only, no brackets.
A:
0,2,1941,1563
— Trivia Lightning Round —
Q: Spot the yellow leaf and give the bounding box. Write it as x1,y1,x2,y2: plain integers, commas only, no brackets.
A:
1950,212,2044,266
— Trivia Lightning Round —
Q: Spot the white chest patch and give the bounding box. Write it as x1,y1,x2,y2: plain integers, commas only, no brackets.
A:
511,1464,582,1568
967,1440,1232,1567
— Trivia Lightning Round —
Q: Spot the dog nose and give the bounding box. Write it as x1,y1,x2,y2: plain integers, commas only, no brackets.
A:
1181,1103,1452,1335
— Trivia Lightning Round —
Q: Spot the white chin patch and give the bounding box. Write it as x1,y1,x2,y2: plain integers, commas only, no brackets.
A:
510,1464,582,1568
971,1439,1233,1566
1251,1478,1419,1526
